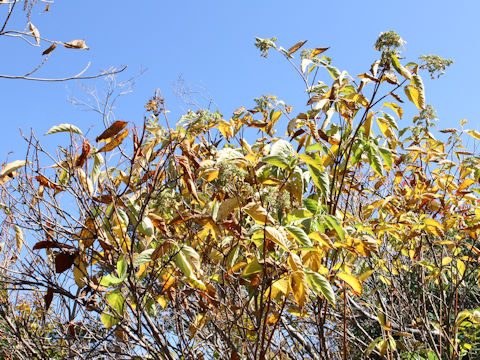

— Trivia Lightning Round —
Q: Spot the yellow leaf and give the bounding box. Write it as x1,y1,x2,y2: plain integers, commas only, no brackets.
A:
288,253,303,272
363,112,374,139
243,202,275,225
467,130,480,141
268,277,290,299
73,258,87,288
404,85,425,110
376,117,395,139
308,232,335,249
441,257,452,266
383,102,403,119
156,295,168,309
216,198,240,222
424,218,444,237
337,272,362,296
265,226,290,251
216,121,233,140
457,259,466,277
97,129,129,153
458,178,475,191
358,269,375,282
290,270,309,307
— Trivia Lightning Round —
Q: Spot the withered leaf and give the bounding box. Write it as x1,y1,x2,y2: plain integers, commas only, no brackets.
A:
95,121,128,142
35,175,63,190
33,241,75,251
44,287,54,310
288,40,307,55
75,140,91,167
311,47,329,57
55,252,76,273
42,43,56,56
64,39,89,50
29,23,40,45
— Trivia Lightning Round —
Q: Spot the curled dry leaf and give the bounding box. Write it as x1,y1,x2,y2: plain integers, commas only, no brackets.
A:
55,252,76,273
42,43,56,56
75,140,91,168
35,174,63,190
29,23,40,45
63,39,89,50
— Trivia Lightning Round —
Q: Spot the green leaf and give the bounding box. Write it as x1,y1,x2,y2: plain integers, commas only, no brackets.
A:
303,199,318,214
100,274,124,287
368,146,383,176
378,147,393,168
117,256,127,279
306,270,335,306
325,65,341,79
133,249,155,267
139,216,154,237
242,258,263,276
270,139,294,157
44,123,83,136
285,225,312,246
323,215,344,241
308,165,330,198
101,290,125,328
391,54,412,79
262,155,289,169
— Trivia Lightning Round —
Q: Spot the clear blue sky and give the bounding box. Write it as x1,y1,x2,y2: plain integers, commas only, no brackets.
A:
1,1,477,159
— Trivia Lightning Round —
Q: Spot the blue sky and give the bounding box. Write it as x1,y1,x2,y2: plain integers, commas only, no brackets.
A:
1,1,477,159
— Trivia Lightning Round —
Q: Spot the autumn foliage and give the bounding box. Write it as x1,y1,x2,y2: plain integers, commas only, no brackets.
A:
1,31,479,360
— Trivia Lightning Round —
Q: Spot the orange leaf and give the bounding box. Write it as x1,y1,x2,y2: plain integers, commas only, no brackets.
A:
95,121,128,142
35,174,63,190
96,129,129,152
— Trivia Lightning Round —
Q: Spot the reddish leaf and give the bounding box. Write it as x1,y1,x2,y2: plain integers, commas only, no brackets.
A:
55,252,76,273
75,140,91,167
44,287,54,311
95,121,128,142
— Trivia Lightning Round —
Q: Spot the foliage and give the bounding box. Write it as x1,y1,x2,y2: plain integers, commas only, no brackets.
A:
0,0,125,81
0,31,477,360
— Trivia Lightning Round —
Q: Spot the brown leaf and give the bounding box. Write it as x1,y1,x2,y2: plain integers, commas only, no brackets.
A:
63,39,89,50
288,40,307,55
96,129,129,153
44,287,54,311
33,241,75,251
389,92,404,103
175,155,200,202
75,140,91,167
55,252,76,273
42,43,56,56
95,121,128,142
